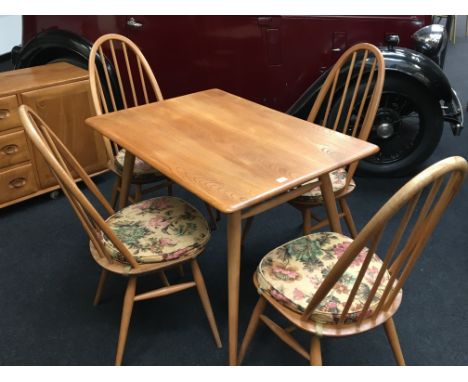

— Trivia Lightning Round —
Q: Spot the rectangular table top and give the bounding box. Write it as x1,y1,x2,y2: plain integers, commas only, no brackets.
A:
86,88,379,213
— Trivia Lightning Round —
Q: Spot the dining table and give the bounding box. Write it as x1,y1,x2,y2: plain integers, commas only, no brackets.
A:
85,88,379,365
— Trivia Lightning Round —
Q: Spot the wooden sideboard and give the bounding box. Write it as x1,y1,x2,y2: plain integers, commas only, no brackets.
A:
0,62,108,208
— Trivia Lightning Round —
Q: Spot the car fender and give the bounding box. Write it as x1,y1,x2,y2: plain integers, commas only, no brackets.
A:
12,28,92,69
288,46,454,118
381,47,452,102
383,48,463,134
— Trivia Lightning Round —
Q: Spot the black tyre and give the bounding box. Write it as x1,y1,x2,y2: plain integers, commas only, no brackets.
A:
358,74,444,176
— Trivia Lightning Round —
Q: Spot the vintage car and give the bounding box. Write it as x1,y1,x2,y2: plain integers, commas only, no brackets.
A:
11,15,464,176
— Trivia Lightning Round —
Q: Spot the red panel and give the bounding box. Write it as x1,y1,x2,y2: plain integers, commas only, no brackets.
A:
21,15,429,111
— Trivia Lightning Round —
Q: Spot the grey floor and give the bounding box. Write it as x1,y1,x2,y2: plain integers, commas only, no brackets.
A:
1,19,467,366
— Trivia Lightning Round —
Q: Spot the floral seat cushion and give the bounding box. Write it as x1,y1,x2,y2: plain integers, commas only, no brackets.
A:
256,232,392,324
100,197,210,264
297,168,355,203
114,149,162,178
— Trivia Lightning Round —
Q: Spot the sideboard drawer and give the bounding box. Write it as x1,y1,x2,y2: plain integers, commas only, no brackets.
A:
0,95,20,133
0,163,39,204
0,130,31,169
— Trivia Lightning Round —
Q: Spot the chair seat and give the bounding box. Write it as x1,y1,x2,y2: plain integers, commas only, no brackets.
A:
256,232,392,324
100,196,210,264
296,168,356,203
115,149,163,179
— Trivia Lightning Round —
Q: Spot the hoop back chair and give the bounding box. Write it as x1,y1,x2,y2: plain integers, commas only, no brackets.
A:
292,43,385,237
239,156,467,365
89,33,219,228
88,33,171,207
19,105,221,365
241,43,385,244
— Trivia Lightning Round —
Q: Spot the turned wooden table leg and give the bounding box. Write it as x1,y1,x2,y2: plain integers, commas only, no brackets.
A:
119,151,135,210
319,173,342,234
227,211,242,365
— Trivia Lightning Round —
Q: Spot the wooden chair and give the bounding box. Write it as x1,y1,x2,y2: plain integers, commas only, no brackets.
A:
19,105,222,365
291,43,385,238
88,33,220,228
88,33,171,208
239,156,467,365
242,43,385,242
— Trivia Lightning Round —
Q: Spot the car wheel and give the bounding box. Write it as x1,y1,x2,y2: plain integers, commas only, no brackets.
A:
358,74,444,177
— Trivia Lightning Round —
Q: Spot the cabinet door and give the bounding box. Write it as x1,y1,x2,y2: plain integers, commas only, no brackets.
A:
21,80,108,188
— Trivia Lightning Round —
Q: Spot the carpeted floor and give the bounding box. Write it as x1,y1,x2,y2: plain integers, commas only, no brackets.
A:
1,18,467,366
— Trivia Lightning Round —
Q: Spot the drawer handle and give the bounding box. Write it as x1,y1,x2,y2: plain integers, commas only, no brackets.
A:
8,177,26,189
0,109,10,119
2,144,19,155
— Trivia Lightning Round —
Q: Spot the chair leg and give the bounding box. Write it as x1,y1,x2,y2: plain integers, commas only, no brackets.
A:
158,271,170,287
93,269,109,306
310,335,322,366
110,177,120,209
238,296,267,365
339,198,358,238
177,264,185,277
190,259,222,348
134,184,142,203
302,207,312,235
115,277,137,366
204,202,218,231
383,318,406,365
241,216,254,246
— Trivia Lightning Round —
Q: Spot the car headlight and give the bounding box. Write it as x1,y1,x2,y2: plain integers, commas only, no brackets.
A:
412,24,446,56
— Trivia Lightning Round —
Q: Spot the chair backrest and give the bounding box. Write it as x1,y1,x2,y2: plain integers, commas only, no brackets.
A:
88,33,164,159
19,105,141,269
301,156,467,325
308,43,385,188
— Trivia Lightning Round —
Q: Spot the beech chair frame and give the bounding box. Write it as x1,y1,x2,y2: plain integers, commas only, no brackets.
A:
89,33,220,228
293,42,385,237
19,105,221,365
88,33,173,207
241,43,385,244
239,156,467,365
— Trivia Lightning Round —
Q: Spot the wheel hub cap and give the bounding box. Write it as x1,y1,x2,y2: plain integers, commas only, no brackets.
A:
376,122,395,139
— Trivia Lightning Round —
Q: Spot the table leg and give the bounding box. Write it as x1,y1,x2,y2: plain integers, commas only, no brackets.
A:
119,151,135,210
227,211,242,365
319,173,342,234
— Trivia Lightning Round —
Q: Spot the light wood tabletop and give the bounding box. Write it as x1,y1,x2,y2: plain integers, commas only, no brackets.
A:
86,88,379,213
86,88,379,366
